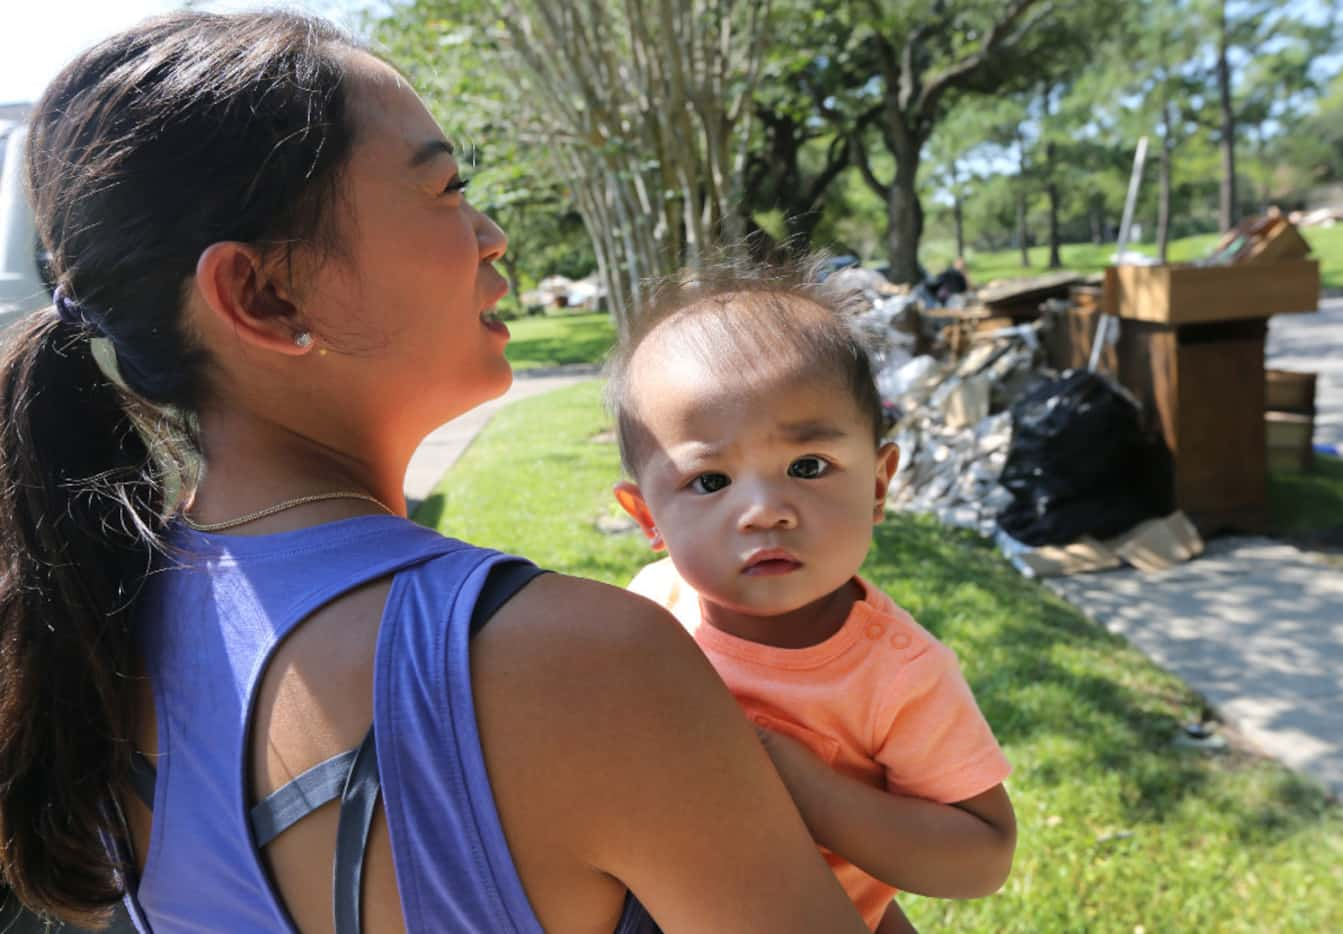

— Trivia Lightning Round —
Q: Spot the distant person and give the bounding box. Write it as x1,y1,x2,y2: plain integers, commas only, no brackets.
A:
916,258,971,308
0,11,869,932
608,258,1017,932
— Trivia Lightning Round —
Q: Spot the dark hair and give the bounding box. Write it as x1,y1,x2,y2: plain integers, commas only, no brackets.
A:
605,254,886,476
0,11,363,922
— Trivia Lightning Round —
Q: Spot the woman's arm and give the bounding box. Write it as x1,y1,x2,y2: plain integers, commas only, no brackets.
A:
471,574,868,934
758,729,1017,899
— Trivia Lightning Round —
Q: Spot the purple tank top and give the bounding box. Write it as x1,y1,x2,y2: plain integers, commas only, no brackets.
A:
129,515,655,933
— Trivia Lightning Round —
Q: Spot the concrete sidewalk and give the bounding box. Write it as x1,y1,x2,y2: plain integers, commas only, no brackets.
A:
403,364,599,507
1047,537,1343,796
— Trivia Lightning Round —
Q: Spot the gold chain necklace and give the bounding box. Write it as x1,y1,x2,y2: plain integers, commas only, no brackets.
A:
181,491,395,532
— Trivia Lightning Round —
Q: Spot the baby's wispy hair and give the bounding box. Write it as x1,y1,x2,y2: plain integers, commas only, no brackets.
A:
604,251,886,477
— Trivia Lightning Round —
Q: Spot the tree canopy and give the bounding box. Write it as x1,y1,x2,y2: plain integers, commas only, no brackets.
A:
374,0,1343,304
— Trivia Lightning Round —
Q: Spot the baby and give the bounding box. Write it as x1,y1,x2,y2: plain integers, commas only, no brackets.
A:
607,258,1016,932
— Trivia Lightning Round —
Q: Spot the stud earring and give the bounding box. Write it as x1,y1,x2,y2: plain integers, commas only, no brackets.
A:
294,331,313,350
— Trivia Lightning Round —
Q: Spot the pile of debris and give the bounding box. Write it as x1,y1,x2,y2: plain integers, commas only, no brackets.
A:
858,267,1206,578
876,323,1043,538
854,271,1082,539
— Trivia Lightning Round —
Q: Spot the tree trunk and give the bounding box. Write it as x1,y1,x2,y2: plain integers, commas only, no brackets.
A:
1045,146,1061,269
885,136,925,284
950,158,965,259
1216,0,1237,232
1016,130,1030,267
1042,84,1061,269
1157,97,1173,264
953,194,965,260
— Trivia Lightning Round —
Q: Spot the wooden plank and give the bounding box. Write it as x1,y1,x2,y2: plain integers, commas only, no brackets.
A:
1107,259,1320,325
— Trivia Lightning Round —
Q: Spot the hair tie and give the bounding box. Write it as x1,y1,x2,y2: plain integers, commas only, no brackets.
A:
52,284,102,331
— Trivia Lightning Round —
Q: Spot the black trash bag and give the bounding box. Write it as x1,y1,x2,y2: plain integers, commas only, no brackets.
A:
997,369,1174,547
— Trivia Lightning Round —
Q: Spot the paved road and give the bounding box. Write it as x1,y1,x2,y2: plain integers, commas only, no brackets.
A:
403,364,599,507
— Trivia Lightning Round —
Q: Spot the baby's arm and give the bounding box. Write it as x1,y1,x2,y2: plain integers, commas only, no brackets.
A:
758,727,1016,898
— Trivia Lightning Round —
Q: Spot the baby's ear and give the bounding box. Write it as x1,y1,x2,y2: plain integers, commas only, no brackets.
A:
872,442,901,522
614,482,665,551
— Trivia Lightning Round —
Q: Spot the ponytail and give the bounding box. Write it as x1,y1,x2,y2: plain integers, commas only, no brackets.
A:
0,311,164,922
0,8,361,920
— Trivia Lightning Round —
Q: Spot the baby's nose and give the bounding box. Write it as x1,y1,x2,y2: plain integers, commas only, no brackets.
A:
737,492,798,532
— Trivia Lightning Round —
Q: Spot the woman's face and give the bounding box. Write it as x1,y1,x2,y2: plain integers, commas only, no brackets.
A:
301,52,512,441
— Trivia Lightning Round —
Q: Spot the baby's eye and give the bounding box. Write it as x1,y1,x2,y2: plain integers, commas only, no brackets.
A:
788,456,830,479
690,473,730,494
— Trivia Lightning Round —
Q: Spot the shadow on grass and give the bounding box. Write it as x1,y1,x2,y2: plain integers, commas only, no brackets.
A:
1269,454,1343,537
864,518,1330,842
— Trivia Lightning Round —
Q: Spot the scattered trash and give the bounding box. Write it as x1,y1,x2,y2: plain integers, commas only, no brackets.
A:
1198,210,1312,268
1095,829,1135,845
595,514,638,536
1171,721,1228,752
996,531,1122,579
1107,512,1204,572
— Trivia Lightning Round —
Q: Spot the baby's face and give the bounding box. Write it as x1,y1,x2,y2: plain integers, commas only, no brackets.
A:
620,349,898,620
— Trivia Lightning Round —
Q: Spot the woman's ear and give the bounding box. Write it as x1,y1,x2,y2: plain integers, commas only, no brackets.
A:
614,482,665,551
194,242,312,356
872,442,901,522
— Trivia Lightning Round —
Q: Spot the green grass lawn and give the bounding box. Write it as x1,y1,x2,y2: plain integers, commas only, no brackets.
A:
955,225,1343,291
1270,454,1343,537
504,311,616,370
416,381,1343,933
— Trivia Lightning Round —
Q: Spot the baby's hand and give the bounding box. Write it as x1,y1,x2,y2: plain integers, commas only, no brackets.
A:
755,726,828,802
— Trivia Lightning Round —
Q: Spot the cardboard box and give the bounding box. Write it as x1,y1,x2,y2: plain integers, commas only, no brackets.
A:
1102,259,1320,325
1205,213,1312,267
1265,369,1317,414
1266,411,1314,472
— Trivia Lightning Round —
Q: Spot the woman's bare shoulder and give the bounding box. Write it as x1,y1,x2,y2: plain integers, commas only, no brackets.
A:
476,571,691,667
470,572,868,933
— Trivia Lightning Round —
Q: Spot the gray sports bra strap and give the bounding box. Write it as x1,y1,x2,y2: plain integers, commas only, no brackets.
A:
333,727,380,934
251,747,360,846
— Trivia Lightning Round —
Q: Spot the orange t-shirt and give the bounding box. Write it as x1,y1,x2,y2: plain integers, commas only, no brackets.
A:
628,557,1011,930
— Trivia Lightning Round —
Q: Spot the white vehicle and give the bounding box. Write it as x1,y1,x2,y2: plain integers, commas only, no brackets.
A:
0,105,48,330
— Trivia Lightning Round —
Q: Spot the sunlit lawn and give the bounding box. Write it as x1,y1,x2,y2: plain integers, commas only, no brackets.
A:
417,380,1343,933
504,311,615,370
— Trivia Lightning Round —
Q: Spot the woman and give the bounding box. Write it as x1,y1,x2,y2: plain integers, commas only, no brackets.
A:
0,11,867,934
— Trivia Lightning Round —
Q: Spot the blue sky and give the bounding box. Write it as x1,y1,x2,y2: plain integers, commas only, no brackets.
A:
1,0,385,104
